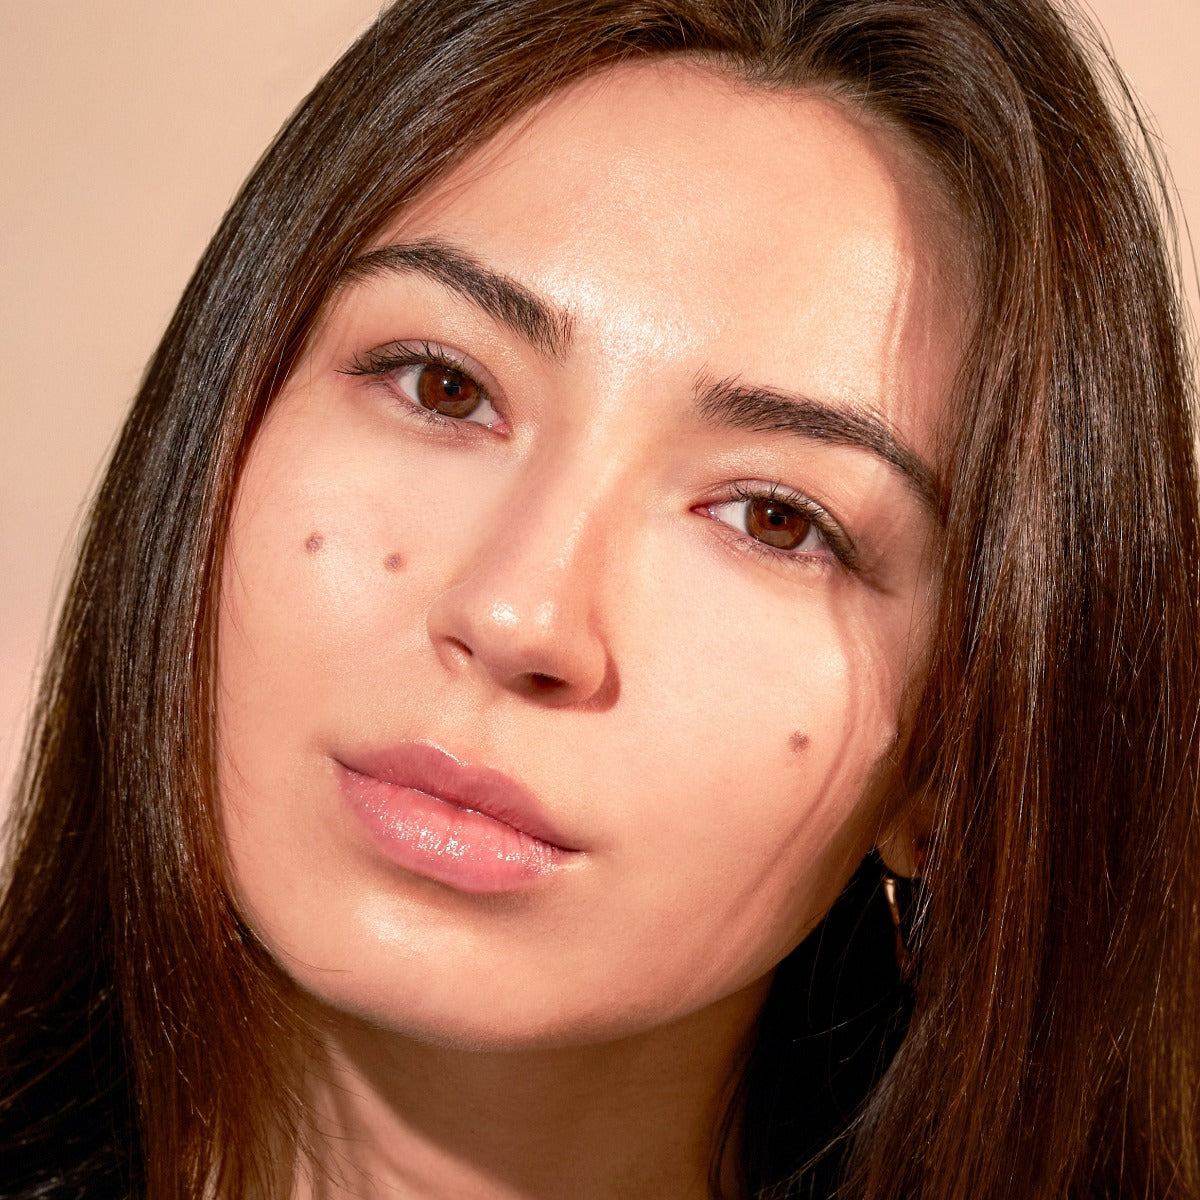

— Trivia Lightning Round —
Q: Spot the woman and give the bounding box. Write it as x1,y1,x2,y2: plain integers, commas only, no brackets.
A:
2,0,1197,1197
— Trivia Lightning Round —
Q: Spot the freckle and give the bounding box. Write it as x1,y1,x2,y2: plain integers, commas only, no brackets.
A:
789,731,810,754
304,533,324,554
383,552,404,572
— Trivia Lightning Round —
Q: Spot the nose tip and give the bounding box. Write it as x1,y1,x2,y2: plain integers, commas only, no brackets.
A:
429,582,613,709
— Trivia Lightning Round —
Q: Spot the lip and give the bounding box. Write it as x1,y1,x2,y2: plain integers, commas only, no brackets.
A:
336,742,579,893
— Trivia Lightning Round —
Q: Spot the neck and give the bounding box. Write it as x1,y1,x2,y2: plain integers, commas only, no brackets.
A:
292,980,768,1200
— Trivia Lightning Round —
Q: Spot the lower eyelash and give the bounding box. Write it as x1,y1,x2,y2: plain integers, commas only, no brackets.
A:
342,342,496,432
725,482,858,571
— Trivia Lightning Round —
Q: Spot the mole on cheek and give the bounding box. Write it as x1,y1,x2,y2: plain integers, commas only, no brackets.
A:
383,552,404,572
789,731,811,754
304,533,324,554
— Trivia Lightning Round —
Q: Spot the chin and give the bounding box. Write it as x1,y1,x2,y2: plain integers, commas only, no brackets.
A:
298,977,662,1054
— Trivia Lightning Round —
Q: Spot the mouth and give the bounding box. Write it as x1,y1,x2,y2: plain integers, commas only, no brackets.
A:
335,741,580,893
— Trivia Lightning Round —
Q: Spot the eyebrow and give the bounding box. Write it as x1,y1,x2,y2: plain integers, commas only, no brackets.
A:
696,377,940,516
339,242,938,513
339,239,574,359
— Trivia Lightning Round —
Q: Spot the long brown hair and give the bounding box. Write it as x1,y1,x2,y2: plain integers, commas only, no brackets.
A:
2,1,1197,1197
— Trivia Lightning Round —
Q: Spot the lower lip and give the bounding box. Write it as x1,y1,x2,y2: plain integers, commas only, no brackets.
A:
338,764,570,893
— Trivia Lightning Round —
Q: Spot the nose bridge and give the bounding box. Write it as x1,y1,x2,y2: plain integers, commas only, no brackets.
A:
482,438,620,601
426,434,628,702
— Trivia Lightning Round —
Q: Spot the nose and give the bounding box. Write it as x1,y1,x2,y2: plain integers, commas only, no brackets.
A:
424,464,615,708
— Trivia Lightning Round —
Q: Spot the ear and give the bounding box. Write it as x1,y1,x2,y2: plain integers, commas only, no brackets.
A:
875,791,932,880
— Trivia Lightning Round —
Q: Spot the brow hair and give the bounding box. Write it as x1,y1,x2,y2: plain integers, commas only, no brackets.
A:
340,239,574,359
696,376,941,516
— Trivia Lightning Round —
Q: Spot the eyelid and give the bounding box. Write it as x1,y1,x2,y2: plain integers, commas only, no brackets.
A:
343,339,507,430
706,481,860,572
341,347,859,570
346,339,503,396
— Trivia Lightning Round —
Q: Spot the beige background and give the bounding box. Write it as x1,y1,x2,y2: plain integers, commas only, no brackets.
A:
2,1,1197,809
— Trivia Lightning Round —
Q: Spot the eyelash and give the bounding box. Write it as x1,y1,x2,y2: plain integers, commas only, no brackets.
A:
343,341,503,433
712,482,858,573
344,342,858,573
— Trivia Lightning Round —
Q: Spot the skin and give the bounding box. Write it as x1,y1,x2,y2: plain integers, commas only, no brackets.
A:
217,61,965,1199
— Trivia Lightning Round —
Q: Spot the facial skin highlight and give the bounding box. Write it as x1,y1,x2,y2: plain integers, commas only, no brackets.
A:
216,61,965,1064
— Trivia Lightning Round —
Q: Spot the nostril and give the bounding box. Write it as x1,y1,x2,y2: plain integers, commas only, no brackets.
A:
526,672,567,692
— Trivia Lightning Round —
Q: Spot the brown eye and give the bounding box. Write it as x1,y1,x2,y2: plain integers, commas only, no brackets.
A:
745,496,813,549
415,364,483,418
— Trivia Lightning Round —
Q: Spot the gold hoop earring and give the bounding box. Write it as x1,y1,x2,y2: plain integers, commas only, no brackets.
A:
881,869,916,981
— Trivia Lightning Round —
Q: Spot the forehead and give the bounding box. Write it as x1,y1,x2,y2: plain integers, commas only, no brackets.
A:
378,59,970,462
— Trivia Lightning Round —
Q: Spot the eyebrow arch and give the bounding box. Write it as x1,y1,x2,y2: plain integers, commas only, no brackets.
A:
696,377,941,517
338,239,574,359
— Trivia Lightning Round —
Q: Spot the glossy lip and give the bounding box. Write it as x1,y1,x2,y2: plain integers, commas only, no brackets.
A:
336,741,580,893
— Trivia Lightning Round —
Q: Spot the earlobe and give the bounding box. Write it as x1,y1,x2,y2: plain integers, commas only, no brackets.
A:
876,795,931,980
875,794,932,880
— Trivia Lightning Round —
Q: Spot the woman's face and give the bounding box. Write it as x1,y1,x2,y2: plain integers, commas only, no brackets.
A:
217,62,963,1049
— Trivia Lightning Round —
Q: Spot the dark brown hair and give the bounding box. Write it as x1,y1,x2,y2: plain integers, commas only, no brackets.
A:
2,1,1197,1197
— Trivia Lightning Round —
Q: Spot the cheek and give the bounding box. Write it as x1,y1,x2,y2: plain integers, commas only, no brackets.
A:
215,405,458,911
581,556,915,993
619,546,910,814
218,406,486,694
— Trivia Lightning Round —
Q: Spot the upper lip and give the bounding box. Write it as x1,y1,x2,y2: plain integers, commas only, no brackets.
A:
337,741,580,851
